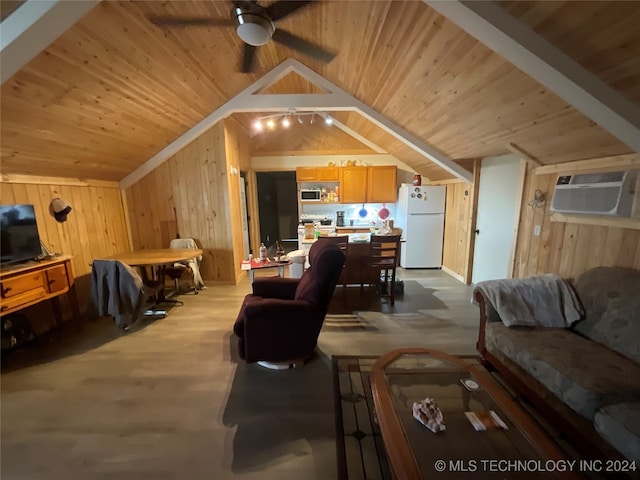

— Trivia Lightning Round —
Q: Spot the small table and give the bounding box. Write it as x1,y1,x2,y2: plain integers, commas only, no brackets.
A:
241,259,291,283
97,249,203,302
371,348,580,480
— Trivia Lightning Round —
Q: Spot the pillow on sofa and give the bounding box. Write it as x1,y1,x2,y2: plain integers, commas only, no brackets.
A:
573,267,640,364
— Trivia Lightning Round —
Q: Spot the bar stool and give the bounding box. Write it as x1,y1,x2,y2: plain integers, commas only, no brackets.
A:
369,235,401,305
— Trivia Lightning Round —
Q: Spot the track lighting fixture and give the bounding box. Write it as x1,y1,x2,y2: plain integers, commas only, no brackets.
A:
251,110,334,133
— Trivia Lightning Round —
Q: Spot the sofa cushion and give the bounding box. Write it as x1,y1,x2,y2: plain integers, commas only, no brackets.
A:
485,322,640,419
572,267,640,363
594,402,640,462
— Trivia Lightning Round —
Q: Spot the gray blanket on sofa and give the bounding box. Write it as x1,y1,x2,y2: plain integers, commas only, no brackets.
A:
473,274,584,327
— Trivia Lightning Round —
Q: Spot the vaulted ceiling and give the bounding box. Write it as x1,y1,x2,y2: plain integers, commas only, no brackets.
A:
1,1,638,183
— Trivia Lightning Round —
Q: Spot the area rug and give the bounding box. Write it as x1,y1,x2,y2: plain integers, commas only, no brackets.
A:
333,355,392,480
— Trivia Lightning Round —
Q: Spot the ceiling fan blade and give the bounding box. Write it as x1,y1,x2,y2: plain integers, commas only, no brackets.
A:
266,1,313,21
242,43,258,73
149,16,233,27
272,29,335,63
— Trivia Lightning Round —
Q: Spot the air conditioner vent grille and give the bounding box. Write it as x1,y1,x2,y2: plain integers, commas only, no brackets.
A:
571,171,625,184
550,169,638,217
552,187,621,214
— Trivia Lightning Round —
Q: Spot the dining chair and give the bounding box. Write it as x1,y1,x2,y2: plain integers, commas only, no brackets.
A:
165,238,204,295
88,259,166,331
316,235,349,302
369,235,401,306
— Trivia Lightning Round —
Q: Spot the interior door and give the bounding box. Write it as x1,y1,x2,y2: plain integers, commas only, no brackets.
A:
471,154,525,283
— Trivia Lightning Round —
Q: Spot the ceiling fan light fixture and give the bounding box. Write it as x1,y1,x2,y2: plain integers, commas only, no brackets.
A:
234,10,274,46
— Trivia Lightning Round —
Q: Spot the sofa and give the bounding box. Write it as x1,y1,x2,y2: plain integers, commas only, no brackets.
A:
474,267,640,463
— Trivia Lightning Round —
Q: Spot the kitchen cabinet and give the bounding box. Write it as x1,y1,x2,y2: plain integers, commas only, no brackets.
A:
340,167,369,203
340,166,398,203
0,256,80,325
296,166,339,182
367,166,397,203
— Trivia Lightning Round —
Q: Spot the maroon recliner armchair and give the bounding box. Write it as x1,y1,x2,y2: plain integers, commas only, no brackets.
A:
233,240,345,368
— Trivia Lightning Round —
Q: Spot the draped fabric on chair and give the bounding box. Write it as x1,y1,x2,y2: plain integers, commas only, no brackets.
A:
166,238,205,293
233,241,345,367
88,260,165,330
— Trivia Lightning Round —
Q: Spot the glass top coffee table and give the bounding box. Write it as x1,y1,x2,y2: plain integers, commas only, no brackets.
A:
370,348,580,480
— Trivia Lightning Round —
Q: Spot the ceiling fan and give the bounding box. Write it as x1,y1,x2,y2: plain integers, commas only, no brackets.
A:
149,1,336,73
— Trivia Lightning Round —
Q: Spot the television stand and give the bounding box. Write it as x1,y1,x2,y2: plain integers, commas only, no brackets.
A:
0,255,80,326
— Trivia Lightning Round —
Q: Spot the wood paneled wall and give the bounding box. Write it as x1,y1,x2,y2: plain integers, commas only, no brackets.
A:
441,161,479,283
224,118,253,283
514,169,640,279
0,179,130,328
125,118,252,284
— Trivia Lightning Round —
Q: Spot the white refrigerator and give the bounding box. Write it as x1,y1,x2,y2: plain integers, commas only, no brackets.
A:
395,184,446,268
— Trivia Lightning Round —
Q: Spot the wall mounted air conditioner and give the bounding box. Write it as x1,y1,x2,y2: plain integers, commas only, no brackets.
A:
550,169,638,216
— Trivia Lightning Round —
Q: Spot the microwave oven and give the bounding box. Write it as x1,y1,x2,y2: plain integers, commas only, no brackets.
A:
300,189,322,202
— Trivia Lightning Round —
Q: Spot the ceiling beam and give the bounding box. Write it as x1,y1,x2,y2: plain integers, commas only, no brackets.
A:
425,0,640,153
231,93,353,111
120,58,473,188
1,0,100,84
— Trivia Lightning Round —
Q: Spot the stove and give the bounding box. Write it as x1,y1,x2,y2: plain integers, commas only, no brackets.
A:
297,213,336,251
299,213,335,227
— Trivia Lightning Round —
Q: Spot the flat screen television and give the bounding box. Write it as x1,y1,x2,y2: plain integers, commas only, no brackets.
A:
1,204,43,266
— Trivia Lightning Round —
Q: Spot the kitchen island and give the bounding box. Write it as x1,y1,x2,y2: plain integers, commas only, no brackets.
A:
318,233,399,286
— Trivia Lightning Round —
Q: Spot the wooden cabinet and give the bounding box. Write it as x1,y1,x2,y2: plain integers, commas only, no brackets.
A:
367,166,397,203
297,165,398,203
1,271,47,313
340,167,369,203
296,166,339,182
317,167,339,181
340,166,398,203
0,256,80,325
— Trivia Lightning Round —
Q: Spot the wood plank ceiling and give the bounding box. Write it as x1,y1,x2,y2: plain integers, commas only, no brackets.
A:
1,1,638,182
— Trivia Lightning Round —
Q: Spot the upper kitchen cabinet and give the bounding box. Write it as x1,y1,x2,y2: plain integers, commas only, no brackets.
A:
296,166,340,182
367,166,397,203
340,167,369,203
340,166,398,203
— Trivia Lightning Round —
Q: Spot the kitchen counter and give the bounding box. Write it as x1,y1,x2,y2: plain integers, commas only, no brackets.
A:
336,226,377,231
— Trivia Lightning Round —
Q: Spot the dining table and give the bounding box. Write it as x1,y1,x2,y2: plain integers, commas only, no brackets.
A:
96,248,203,302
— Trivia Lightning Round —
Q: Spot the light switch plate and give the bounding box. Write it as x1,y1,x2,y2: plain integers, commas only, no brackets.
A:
534,225,541,236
